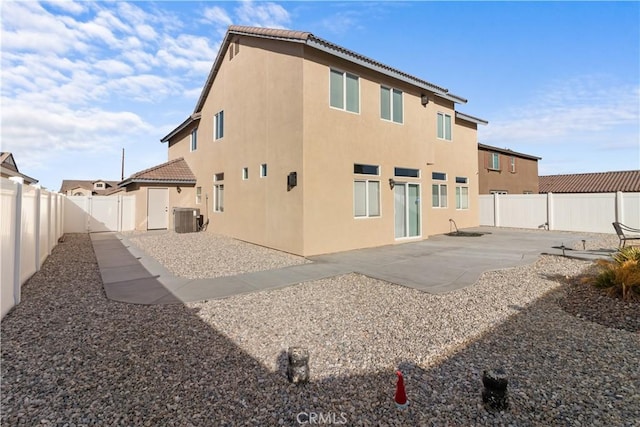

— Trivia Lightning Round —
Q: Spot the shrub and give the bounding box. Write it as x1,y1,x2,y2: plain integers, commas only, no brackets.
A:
593,247,640,301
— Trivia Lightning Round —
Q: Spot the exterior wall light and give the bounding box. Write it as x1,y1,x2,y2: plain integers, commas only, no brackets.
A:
389,178,395,189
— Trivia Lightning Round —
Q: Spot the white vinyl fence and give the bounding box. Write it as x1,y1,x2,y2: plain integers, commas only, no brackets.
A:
480,192,640,234
64,195,135,233
1,178,64,318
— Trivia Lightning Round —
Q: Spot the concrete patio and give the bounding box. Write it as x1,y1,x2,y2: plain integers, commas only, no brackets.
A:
92,227,613,305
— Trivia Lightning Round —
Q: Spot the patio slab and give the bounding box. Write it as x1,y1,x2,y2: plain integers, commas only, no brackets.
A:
90,227,612,305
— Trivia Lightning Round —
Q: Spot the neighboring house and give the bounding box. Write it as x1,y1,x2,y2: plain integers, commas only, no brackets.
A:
158,25,488,256
118,158,196,230
59,180,121,196
539,170,640,193
0,152,38,185
477,143,541,195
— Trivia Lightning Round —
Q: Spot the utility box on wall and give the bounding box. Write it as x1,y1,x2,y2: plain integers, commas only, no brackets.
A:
173,208,200,233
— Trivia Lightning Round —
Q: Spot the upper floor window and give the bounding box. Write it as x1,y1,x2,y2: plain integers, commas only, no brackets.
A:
214,111,224,140
95,183,104,189
330,69,359,113
196,186,202,204
510,156,516,173
260,163,268,178
437,112,452,141
380,86,403,123
242,167,248,180
489,153,500,170
190,128,198,151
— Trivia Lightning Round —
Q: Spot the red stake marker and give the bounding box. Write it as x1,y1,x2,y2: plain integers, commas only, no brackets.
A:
395,370,408,409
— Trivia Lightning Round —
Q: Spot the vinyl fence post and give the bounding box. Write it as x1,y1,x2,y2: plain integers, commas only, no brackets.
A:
615,191,623,224
547,192,554,231
34,185,42,271
493,192,500,227
9,177,23,305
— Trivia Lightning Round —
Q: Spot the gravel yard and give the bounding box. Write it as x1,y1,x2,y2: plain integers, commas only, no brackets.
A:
2,232,638,426
123,231,310,279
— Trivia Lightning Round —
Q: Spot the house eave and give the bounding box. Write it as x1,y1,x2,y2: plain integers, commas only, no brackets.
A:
160,113,201,143
119,179,196,188
456,111,488,126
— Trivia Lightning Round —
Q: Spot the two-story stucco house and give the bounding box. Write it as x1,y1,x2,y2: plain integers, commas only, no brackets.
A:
131,25,487,256
477,143,541,195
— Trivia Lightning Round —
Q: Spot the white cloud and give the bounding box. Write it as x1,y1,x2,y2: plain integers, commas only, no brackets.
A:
203,6,233,27
480,75,640,146
235,0,290,28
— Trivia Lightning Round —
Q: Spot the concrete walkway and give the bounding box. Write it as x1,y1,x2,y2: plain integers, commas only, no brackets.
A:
91,227,614,305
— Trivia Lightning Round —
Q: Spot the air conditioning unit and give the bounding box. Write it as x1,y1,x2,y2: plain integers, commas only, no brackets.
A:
173,208,200,233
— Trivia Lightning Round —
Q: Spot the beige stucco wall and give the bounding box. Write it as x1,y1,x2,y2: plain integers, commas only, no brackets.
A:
299,48,479,255
478,150,539,194
168,37,305,254
166,35,481,256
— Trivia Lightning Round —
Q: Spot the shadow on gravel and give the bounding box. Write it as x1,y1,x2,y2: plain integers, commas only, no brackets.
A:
2,234,638,425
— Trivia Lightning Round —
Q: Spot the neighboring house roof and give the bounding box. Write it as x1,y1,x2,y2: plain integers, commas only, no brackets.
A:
0,152,39,184
59,179,120,195
162,25,486,142
478,143,541,161
119,158,196,187
539,170,640,193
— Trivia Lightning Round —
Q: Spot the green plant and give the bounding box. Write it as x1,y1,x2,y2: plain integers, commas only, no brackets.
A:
593,247,640,301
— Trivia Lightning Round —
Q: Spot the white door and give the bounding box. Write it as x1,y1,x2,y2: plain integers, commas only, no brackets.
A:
147,188,169,230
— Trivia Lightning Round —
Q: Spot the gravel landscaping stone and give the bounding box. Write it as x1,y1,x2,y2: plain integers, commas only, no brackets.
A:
2,232,638,426
123,231,310,279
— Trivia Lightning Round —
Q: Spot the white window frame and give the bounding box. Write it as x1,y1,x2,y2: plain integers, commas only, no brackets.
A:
260,163,267,178
329,68,360,114
490,190,508,195
214,111,224,141
190,128,197,151
510,156,516,173
489,153,500,170
380,86,403,124
242,167,248,180
354,179,381,218
432,172,447,208
437,112,452,141
455,177,469,210
196,186,202,204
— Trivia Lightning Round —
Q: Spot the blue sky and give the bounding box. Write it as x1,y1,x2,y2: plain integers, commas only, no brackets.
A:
2,1,639,191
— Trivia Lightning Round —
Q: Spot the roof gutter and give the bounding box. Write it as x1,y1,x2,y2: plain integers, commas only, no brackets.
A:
456,111,488,126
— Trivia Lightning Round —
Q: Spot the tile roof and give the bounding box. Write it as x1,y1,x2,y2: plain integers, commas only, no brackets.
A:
119,158,196,187
539,170,640,193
